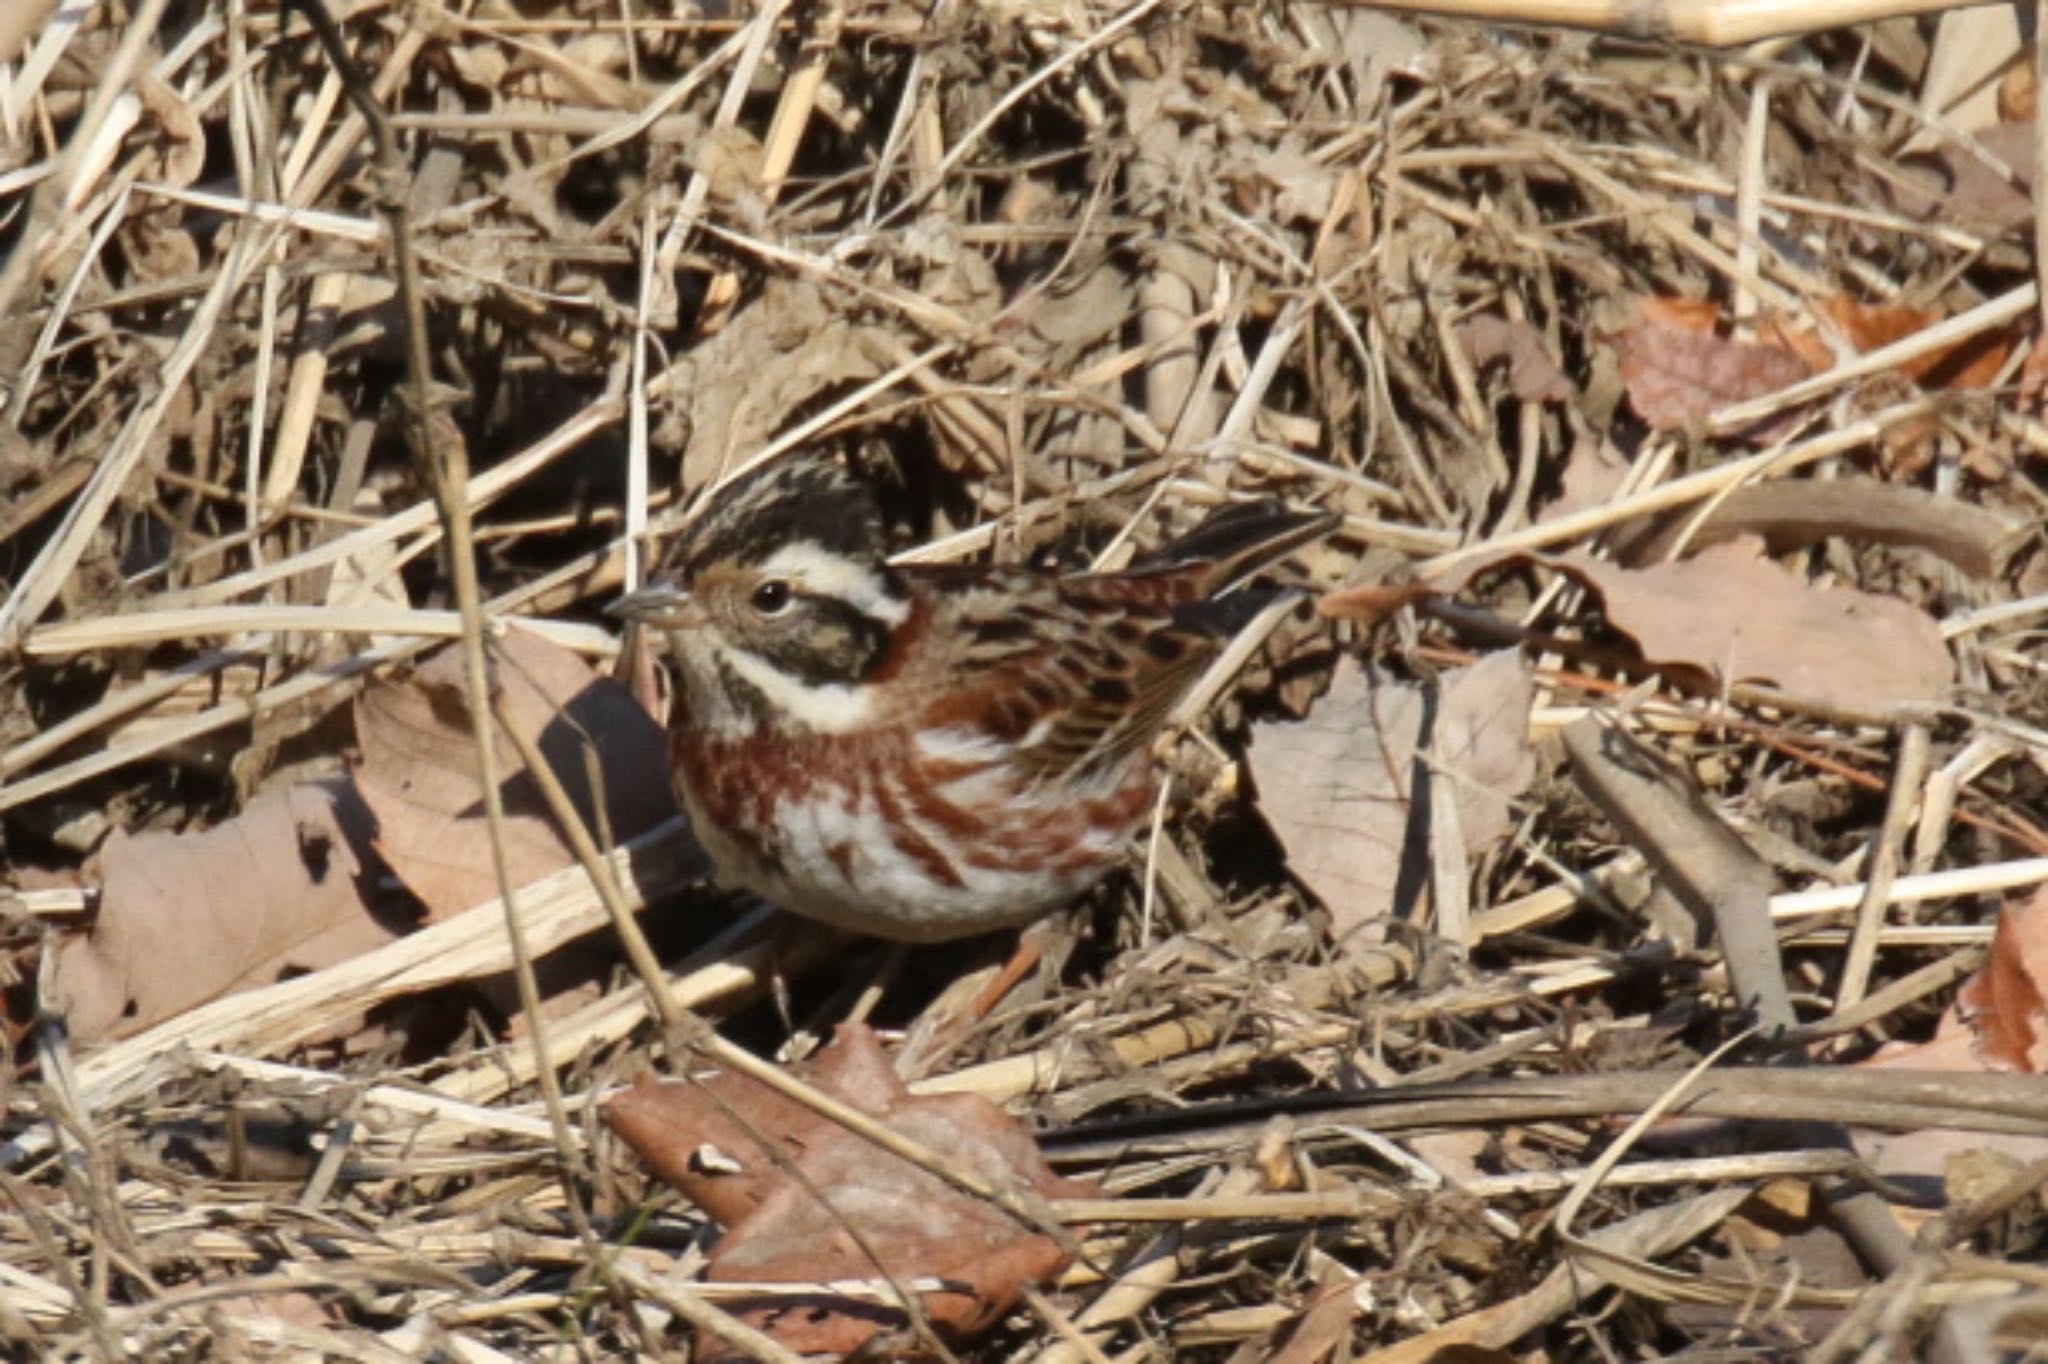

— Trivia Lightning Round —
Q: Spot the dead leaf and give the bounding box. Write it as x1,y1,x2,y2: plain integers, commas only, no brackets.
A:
1626,293,2011,399
604,1024,1097,1358
1886,122,2036,235
667,278,881,485
1449,538,1953,715
1871,887,2048,1074
50,780,400,1041
1820,295,2016,390
1247,652,1537,944
1314,580,1434,628
1612,317,1813,439
1004,256,1136,355
1673,1225,1864,1347
1458,314,1571,403
1754,314,1838,373
1538,436,1630,523
1634,295,1723,333
2001,56,2035,122
1222,142,1339,225
1851,891,2048,1198
353,626,677,920
135,73,205,189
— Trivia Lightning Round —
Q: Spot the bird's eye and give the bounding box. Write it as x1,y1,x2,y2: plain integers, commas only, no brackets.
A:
751,580,793,615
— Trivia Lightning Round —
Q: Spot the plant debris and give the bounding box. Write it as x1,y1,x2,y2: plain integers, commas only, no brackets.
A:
3,2,2047,1360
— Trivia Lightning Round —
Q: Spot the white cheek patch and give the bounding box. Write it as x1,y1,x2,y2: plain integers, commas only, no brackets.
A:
717,637,877,733
758,541,911,627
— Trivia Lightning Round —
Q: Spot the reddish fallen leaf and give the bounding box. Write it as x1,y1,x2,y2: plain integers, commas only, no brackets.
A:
1445,538,1953,715
1822,297,1939,359
50,780,400,1041
1869,888,2048,1075
2021,339,2048,402
353,625,677,919
605,1024,1098,1358
1819,295,2015,391
1612,317,1813,439
1457,314,1571,403
1753,312,1838,373
1629,292,2012,409
1857,889,2048,1196
1313,580,1435,628
1635,295,1723,333
1246,651,1537,946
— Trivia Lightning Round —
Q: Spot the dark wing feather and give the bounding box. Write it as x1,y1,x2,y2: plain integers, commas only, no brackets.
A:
1014,503,1336,781
1133,502,1339,595
1008,593,1213,784
911,503,1334,786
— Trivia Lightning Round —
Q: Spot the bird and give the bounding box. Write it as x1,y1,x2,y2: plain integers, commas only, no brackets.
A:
610,452,1336,942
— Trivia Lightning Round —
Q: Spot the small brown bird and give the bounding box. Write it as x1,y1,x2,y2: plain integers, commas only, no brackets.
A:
612,453,1334,942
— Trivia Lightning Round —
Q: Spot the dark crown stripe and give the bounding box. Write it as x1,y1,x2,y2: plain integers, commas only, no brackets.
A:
683,455,888,574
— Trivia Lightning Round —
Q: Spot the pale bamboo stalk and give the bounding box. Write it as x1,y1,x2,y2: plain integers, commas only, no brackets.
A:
24,605,615,657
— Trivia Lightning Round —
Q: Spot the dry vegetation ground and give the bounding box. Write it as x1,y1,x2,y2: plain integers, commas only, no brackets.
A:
2,0,2048,1359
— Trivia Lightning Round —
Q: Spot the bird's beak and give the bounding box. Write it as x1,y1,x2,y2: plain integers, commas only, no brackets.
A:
608,581,704,630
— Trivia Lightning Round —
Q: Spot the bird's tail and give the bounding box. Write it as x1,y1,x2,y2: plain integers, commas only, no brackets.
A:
1139,499,1340,598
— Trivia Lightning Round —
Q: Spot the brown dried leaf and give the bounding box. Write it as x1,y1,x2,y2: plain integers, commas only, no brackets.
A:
1635,294,1724,333
1538,436,1630,523
1820,295,2016,390
353,626,677,920
1580,539,1950,712
135,73,205,189
1266,1279,1367,1364
1313,580,1434,628
668,278,880,488
1885,122,2036,235
1612,318,1813,438
1856,889,2048,1194
1458,314,1571,403
1247,652,1537,944
1871,887,2048,1074
51,780,399,1041
1221,142,1339,224
1451,539,1952,714
604,1024,1096,1358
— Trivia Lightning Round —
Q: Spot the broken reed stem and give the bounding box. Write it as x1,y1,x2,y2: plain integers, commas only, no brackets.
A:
488,691,682,1032
280,0,623,1322
484,707,962,1352
1836,723,1933,1012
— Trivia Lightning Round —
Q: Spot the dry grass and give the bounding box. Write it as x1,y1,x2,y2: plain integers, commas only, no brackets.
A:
3,2,2047,1360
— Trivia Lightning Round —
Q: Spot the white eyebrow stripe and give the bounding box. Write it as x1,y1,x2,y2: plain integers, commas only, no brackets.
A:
758,541,911,627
